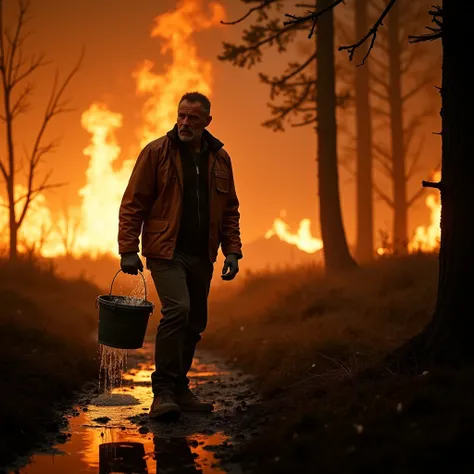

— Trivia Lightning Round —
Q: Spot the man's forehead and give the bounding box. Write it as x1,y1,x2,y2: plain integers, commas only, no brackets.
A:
178,100,205,115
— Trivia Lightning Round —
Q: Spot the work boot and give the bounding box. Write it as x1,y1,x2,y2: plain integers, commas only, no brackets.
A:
175,387,214,413
149,392,180,421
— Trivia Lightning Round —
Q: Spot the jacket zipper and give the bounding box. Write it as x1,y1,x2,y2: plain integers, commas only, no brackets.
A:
194,156,201,229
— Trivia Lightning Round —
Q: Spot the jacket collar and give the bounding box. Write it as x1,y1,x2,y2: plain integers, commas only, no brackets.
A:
166,124,224,152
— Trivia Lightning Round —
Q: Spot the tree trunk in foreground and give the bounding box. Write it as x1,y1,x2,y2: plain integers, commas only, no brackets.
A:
317,0,358,274
395,1,474,368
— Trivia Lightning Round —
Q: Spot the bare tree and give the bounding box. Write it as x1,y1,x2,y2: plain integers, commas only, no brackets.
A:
0,0,82,261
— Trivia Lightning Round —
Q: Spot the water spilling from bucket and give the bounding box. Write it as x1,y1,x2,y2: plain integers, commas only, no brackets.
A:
98,344,129,394
110,271,150,307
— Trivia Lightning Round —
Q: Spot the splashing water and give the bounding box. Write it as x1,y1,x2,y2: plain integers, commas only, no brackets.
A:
111,296,148,306
110,271,152,306
98,345,129,394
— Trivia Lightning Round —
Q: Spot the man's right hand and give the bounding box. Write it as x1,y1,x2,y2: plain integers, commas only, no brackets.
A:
120,252,144,275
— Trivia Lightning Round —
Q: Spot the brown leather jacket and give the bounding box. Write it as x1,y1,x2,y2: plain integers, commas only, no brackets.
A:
118,127,242,263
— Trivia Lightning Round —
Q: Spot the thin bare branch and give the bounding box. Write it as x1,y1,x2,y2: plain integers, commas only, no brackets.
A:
262,80,313,131
369,69,390,92
409,6,443,43
403,106,433,148
0,159,8,181
11,53,48,88
405,135,425,181
261,52,316,89
5,0,29,86
373,140,391,161
339,0,397,64
402,74,435,103
374,158,392,178
291,114,317,127
219,21,306,68
407,186,426,207
371,104,390,117
17,50,83,228
221,0,279,25
9,82,32,117
371,88,390,103
367,47,387,70
400,44,425,75
373,181,394,207
284,0,345,40
13,179,65,207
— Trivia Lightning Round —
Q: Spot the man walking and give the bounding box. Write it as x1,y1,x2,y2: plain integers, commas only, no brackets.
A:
118,92,242,421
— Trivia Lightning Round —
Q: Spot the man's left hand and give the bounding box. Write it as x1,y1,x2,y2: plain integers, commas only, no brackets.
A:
221,254,239,281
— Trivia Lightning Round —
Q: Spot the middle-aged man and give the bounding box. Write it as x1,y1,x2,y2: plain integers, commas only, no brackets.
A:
118,92,242,421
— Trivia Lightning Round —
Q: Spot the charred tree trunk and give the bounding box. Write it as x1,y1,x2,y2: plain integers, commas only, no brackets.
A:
392,2,474,368
388,1,408,254
354,0,374,262
7,183,17,262
424,1,474,362
317,0,358,273
4,84,17,262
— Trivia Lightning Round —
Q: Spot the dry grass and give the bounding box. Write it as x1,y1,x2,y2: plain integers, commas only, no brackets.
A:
0,257,101,467
204,254,438,395
203,254,474,473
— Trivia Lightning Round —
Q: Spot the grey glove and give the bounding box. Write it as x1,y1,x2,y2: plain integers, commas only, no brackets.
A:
221,253,239,281
120,252,144,275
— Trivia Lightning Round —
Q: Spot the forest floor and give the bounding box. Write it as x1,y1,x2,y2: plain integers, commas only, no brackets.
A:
202,254,474,473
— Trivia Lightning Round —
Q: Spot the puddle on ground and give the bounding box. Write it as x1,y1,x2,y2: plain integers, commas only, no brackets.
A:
11,342,256,474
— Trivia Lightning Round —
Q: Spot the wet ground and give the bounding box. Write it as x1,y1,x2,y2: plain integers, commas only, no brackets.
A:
9,342,259,474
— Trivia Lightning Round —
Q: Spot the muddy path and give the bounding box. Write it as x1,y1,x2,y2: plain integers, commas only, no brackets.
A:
8,342,260,474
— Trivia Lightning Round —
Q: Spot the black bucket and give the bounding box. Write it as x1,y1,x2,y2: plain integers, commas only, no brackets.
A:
96,270,154,350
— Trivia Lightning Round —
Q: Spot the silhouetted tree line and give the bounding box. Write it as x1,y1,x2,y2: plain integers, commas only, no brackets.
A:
220,0,439,266
223,0,473,367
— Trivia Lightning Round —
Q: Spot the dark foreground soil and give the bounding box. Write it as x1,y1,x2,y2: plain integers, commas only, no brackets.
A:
0,258,100,468
216,366,474,473
4,253,472,473
203,254,474,473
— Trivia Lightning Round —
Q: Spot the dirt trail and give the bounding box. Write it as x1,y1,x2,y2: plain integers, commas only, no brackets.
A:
9,342,260,474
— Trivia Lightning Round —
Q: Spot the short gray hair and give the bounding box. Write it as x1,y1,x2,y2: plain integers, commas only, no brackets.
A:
179,92,211,115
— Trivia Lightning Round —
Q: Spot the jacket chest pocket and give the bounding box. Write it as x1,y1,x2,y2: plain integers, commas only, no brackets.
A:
214,169,229,193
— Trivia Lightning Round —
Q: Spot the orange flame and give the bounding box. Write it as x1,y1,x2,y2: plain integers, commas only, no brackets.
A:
408,170,441,252
265,210,323,254
134,0,225,148
377,170,441,256
0,0,225,259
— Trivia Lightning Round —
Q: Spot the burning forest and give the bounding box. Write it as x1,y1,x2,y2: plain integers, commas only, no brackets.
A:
2,1,472,474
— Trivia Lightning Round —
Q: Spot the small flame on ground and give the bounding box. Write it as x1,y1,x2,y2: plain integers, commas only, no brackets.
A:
265,210,323,254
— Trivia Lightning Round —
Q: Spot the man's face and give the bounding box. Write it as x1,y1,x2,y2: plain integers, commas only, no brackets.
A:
177,100,212,142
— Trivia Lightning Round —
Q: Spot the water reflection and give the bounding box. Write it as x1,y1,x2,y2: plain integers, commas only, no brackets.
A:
97,435,223,474
15,345,237,474
99,442,148,473
154,437,201,473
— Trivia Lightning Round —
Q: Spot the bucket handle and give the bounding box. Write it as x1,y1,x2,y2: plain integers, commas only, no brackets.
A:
109,269,148,302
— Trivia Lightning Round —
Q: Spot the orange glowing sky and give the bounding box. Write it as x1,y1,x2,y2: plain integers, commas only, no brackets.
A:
1,0,441,249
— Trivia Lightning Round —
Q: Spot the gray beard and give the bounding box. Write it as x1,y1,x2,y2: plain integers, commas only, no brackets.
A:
178,132,193,142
